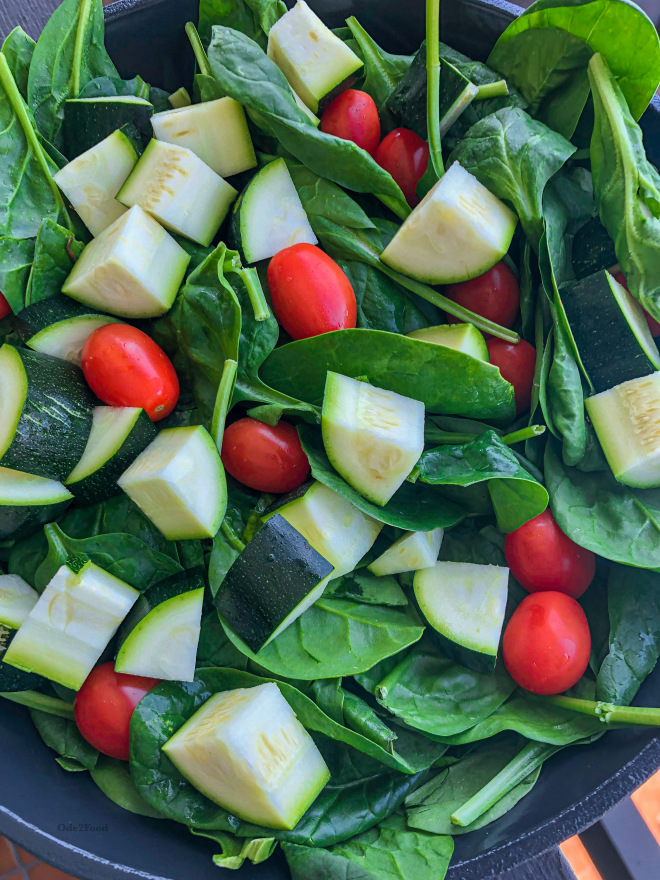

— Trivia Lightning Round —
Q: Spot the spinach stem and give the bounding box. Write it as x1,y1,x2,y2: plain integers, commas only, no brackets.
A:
450,741,558,827
220,520,246,554
238,267,270,321
72,0,92,98
211,358,238,451
426,0,444,178
423,425,545,447
185,22,213,78
475,80,509,100
0,691,75,720
376,193,411,221
502,425,546,445
545,696,660,727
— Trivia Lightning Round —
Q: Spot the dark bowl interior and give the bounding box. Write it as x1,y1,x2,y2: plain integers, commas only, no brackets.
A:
2,0,660,877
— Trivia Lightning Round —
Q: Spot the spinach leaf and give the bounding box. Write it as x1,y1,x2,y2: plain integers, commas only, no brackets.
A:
208,476,262,595
190,829,275,871
326,571,408,607
2,27,35,100
198,0,286,48
25,218,83,306
27,0,118,147
262,329,515,420
91,755,164,818
221,596,424,680
0,237,35,312
339,259,434,334
77,74,151,100
196,611,249,670
438,520,507,566
345,17,413,109
30,708,98,770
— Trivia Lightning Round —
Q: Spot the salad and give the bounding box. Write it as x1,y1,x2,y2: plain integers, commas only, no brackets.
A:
2,0,660,875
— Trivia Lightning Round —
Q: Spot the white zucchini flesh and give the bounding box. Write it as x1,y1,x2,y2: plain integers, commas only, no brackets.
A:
163,683,330,829
53,129,138,237
322,372,425,506
118,425,227,540
0,466,72,505
28,316,119,366
0,344,28,460
0,574,39,629
267,0,363,112
117,140,237,247
62,206,190,319
3,560,139,690
67,406,142,485
115,588,204,681
151,97,257,178
368,528,444,577
381,162,518,285
407,324,489,361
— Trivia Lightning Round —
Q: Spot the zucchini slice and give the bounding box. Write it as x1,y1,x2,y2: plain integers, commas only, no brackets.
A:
407,323,489,360
3,557,139,690
163,682,330,829
63,96,153,158
0,344,96,481
560,270,660,393
117,140,237,247
54,127,139,237
321,372,425,506
586,372,660,488
63,206,190,318
368,528,444,577
151,97,257,179
0,466,72,539
0,575,39,629
118,426,227,540
414,561,509,673
270,481,383,579
267,0,363,112
168,88,192,109
215,514,333,652
381,162,518,285
229,158,317,264
66,406,157,505
572,218,618,280
0,627,45,693
115,587,203,681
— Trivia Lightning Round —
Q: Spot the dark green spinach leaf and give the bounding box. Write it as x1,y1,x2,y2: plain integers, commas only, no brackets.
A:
91,755,164,818
198,0,286,48
345,17,413,109
30,708,98,770
2,27,35,99
25,218,83,306
0,236,35,312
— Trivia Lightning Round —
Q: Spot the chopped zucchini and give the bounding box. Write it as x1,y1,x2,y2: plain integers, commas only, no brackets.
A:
229,158,317,264
368,528,444,577
0,626,45,693
62,206,190,318
414,561,509,673
0,575,39,629
381,162,518,285
168,87,192,109
117,140,237,246
63,96,153,158
321,372,425,506
4,557,139,690
267,0,363,112
572,217,618,280
215,514,333,652
118,426,227,540
586,372,660,488
407,324,489,360
163,682,330,829
0,467,72,540
151,97,257,178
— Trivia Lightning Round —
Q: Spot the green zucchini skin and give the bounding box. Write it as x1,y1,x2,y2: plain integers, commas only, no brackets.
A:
14,294,114,340
0,628,47,692
63,99,153,158
0,348,97,482
571,218,618,280
0,498,71,541
214,514,333,653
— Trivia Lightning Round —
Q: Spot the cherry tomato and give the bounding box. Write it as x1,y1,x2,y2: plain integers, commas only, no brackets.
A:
267,244,357,340
612,269,660,336
445,262,520,329
375,128,429,207
505,509,596,599
320,89,381,156
74,663,160,760
82,324,179,421
486,338,536,415
503,592,591,695
0,294,11,320
222,417,310,493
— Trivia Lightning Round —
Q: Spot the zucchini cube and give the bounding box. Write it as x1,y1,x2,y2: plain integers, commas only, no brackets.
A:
0,574,39,630
163,682,330,829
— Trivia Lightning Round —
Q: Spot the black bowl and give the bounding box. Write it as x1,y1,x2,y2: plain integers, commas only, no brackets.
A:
2,1,660,877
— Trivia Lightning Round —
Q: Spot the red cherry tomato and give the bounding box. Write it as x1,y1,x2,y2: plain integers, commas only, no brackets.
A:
0,293,11,320
82,324,179,421
486,338,536,415
267,244,357,340
320,89,381,156
612,269,660,336
375,128,429,207
222,418,310,493
503,592,591,695
504,509,596,599
74,663,160,760
445,262,520,329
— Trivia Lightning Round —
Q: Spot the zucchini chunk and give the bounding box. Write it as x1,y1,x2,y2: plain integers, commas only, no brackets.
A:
117,140,237,247
230,158,317,264
151,97,257,178
0,627,45,694
168,87,192,109
115,587,204,682
414,561,509,673
321,372,425,506
0,467,72,540
368,528,444,577
407,323,489,360
586,372,660,488
560,270,660,393
62,206,190,318
267,0,363,112
0,575,39,630
53,127,139,236
0,344,96,481
381,162,518,285
4,557,139,690
270,481,383,579
572,218,618,280
215,514,333,652
63,96,153,158
163,682,330,829
118,426,227,540
66,406,157,505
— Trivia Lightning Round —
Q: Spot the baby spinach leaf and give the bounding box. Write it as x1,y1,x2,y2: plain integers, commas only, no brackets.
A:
2,27,35,100
190,829,276,871
345,17,413,109
438,520,507,567
25,218,83,306
208,477,262,596
262,329,515,420
338,260,434,334
198,0,286,48
326,572,408,607
196,611,249,670
0,237,35,312
91,755,164,818
30,708,99,770
77,74,151,100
